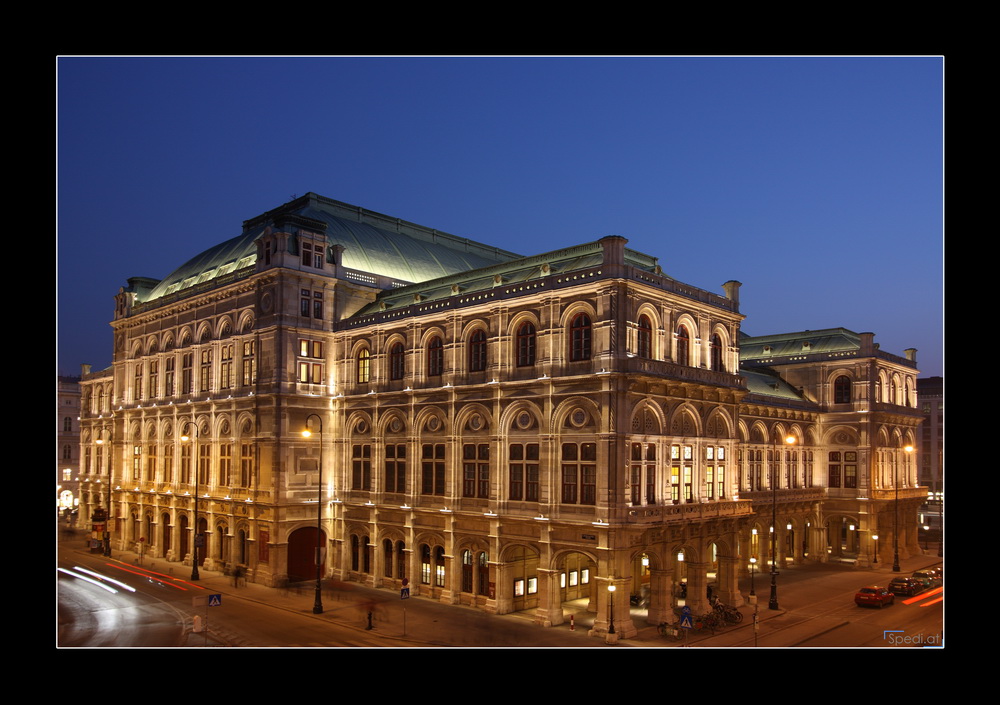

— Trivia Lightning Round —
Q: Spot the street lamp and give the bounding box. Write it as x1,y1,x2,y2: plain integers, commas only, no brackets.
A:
181,423,201,581
893,445,913,572
303,414,324,614
749,556,757,597
872,533,879,565
95,424,114,556
769,433,795,610
607,582,616,638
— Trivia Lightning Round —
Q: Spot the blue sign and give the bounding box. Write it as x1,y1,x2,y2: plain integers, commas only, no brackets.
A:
400,587,410,599
680,614,694,629
208,594,222,607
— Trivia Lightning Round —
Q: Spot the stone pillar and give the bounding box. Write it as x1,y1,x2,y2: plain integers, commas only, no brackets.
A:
717,555,744,607
647,568,672,625
534,569,564,627
685,561,710,615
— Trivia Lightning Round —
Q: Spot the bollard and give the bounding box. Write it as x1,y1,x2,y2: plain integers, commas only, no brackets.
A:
570,614,575,631
366,610,374,630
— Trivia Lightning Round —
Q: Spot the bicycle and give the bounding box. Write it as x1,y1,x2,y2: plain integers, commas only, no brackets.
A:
713,602,744,624
657,622,684,641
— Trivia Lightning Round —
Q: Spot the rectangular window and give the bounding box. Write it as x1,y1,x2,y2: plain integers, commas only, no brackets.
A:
561,443,596,504
242,341,256,386
313,291,323,319
301,289,311,317
181,353,193,394
352,444,372,491
218,443,231,486
683,465,692,501
132,445,141,481
134,362,143,401
239,443,254,487
163,444,173,483
146,445,156,482
463,444,490,498
671,465,680,503
844,464,857,488
508,443,539,501
148,360,158,399
165,357,175,396
385,444,406,493
181,445,191,484
199,444,211,486
422,444,445,495
220,344,233,389
199,349,212,392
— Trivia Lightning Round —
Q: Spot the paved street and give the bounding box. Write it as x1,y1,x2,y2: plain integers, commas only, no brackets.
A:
58,528,942,648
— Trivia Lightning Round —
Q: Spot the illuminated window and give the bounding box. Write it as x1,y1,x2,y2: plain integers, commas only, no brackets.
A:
357,349,371,384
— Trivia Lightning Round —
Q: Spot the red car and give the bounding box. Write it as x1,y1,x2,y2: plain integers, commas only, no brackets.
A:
855,585,895,608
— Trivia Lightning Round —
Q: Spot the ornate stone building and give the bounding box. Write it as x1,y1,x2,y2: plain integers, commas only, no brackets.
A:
76,193,926,638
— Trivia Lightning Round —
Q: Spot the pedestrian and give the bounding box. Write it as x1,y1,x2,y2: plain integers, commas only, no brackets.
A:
232,565,243,587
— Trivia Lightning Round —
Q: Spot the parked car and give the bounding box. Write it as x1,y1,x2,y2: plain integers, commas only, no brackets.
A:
855,585,895,608
888,577,925,597
912,568,942,587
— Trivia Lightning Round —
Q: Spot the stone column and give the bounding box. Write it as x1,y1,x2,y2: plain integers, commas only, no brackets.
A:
534,568,564,626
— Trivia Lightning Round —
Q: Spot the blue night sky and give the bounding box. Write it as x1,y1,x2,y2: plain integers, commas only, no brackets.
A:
57,56,943,378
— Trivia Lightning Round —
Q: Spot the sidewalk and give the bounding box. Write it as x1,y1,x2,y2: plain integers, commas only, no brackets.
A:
63,533,941,648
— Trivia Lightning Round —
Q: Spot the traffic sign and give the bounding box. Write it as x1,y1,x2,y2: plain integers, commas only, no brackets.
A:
680,614,694,629
401,587,410,599
208,594,222,607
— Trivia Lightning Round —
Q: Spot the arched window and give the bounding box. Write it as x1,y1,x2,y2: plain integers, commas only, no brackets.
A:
570,313,592,361
834,375,852,404
637,315,652,358
435,546,446,587
517,322,536,367
676,325,690,366
710,334,724,372
462,549,474,593
427,336,444,377
357,348,371,384
396,540,406,579
478,551,489,596
421,544,432,584
469,329,487,372
390,342,405,380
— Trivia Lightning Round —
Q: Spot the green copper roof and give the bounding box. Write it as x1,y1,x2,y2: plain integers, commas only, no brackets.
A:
141,193,523,304
739,328,862,363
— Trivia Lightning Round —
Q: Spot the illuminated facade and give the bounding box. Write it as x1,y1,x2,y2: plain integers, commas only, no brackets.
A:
76,193,926,638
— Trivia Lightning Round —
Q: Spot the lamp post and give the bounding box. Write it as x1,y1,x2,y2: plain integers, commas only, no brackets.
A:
893,445,913,572
181,423,201,581
95,423,114,556
303,414,324,615
769,433,795,610
872,533,879,565
749,556,757,598
607,582,616,642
